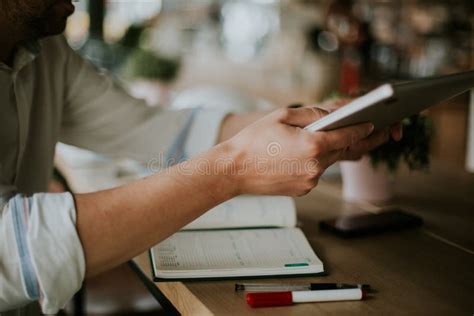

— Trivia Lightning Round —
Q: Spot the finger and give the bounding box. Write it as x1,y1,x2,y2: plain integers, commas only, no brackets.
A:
390,122,403,141
278,106,329,128
316,98,352,112
343,129,390,159
342,153,364,162
318,130,387,166
321,130,387,165
313,122,375,152
319,148,347,168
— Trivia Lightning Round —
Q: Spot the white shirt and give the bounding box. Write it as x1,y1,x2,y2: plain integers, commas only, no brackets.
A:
0,36,228,314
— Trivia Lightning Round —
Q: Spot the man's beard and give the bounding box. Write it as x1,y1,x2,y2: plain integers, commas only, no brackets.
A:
25,13,69,39
22,0,75,40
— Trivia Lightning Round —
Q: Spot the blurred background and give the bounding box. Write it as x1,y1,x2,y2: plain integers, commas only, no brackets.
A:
57,1,473,315
63,0,474,171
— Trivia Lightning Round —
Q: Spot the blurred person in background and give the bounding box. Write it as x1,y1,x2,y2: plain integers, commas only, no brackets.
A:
0,0,402,314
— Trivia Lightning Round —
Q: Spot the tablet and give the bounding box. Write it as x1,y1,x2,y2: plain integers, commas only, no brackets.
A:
304,70,474,132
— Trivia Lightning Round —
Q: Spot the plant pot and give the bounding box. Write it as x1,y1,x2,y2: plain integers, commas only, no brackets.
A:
339,156,394,202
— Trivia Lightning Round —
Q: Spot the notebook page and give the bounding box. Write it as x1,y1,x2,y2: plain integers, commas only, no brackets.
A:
183,195,296,230
151,228,323,279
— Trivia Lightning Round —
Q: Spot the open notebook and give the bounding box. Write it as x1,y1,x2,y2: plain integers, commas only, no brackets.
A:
150,196,324,281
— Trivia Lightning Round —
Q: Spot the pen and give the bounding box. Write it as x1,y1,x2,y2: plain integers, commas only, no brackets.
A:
235,283,370,292
246,288,366,308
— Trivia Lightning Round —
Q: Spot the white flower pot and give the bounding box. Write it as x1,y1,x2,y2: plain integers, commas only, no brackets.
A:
340,156,394,202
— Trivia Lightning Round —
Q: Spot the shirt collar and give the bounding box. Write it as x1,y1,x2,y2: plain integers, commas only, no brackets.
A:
0,40,42,73
23,40,42,55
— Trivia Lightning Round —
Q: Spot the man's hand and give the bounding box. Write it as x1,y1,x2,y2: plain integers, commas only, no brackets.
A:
314,98,403,161
223,106,388,196
219,98,402,146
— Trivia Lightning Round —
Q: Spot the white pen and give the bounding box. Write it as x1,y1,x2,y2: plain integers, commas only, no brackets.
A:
246,288,366,308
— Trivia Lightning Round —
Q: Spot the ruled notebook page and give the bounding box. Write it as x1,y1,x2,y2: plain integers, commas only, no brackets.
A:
183,195,297,230
151,228,323,279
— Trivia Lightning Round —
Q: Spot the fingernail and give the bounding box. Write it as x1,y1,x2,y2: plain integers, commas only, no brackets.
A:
288,103,303,108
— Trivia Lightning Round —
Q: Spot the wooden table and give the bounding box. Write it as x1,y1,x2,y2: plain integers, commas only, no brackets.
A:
132,162,474,315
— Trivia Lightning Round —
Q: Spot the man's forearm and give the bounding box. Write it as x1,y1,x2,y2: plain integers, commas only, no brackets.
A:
75,111,267,277
75,142,238,277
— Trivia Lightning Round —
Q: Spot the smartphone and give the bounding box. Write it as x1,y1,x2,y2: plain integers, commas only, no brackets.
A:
319,209,423,238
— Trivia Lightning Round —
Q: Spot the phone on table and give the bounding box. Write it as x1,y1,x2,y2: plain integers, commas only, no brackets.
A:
319,209,423,238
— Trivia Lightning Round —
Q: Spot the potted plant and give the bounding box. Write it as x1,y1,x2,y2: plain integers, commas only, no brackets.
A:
340,114,433,202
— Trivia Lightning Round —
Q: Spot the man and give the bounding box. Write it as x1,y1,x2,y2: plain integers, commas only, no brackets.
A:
0,0,401,314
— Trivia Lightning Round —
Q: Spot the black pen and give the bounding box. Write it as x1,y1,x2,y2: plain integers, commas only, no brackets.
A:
235,283,371,292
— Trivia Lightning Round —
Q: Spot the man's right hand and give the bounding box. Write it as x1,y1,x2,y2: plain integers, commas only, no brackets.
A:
223,106,389,196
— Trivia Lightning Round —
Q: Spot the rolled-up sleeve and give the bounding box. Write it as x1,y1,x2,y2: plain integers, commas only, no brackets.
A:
0,192,85,314
58,36,229,165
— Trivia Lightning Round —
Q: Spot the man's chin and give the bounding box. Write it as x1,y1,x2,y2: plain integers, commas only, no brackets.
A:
26,1,74,39
41,19,68,37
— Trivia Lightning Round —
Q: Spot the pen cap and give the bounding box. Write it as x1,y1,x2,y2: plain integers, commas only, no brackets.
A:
246,292,293,308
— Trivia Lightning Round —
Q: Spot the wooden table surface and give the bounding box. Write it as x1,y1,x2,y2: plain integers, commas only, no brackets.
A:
133,163,474,315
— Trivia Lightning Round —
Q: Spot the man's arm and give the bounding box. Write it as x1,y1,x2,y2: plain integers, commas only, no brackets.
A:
58,36,228,164
57,35,399,166
0,192,84,313
73,106,389,278
75,142,236,277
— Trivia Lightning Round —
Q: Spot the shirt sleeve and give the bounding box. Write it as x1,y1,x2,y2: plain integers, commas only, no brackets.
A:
0,192,85,314
58,37,229,164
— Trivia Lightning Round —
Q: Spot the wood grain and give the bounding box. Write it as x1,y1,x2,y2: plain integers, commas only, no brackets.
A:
134,254,212,316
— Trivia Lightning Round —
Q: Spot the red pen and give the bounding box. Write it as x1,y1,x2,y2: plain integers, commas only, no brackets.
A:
246,288,366,308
